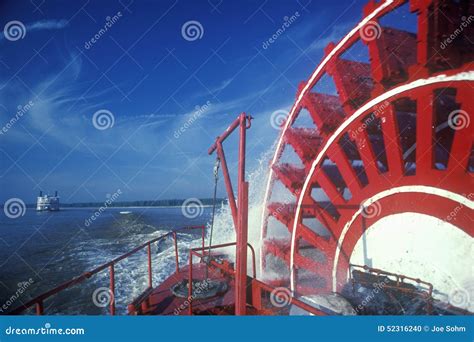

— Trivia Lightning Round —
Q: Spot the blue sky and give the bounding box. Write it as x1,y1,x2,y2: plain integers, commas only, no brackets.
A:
0,0,369,203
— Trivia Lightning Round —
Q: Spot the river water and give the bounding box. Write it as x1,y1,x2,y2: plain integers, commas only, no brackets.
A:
0,207,212,314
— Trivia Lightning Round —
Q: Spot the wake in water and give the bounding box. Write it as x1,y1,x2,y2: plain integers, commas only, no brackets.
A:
3,144,277,315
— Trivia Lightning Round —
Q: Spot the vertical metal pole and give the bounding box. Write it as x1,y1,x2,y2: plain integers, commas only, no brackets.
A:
251,280,262,310
173,232,179,273
188,251,193,315
35,301,44,315
109,265,115,315
201,225,205,258
237,114,246,202
236,181,249,315
235,114,249,315
147,243,153,288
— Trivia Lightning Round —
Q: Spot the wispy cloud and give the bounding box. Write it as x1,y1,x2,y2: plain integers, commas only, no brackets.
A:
28,19,69,31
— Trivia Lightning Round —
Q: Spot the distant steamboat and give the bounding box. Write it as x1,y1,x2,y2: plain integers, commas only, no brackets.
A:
36,191,60,211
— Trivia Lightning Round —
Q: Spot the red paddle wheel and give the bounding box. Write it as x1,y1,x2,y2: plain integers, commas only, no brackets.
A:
260,0,473,303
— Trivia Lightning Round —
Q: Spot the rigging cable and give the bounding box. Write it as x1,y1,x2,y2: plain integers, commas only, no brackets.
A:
205,157,220,279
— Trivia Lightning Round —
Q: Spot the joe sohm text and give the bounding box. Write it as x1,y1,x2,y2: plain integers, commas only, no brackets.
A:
377,325,467,333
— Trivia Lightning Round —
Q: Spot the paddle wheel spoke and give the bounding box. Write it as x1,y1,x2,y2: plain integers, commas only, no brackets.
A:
380,104,405,178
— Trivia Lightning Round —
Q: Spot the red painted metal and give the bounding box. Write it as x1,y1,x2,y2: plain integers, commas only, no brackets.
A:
133,241,322,316
215,145,238,228
188,250,193,315
191,242,255,275
236,182,249,315
283,128,323,166
147,243,153,288
326,58,373,110
173,232,179,273
208,112,252,315
35,301,43,315
181,241,327,315
303,93,345,134
109,265,115,315
208,113,252,229
272,163,305,194
10,225,206,315
260,0,474,301
187,242,256,315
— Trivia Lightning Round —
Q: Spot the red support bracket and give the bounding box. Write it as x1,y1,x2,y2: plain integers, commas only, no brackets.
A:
208,112,252,315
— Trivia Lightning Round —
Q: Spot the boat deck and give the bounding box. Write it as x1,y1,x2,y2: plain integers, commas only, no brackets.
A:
129,263,238,315
129,262,280,316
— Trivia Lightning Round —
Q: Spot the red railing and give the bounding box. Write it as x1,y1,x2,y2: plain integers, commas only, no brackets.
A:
349,263,434,314
187,243,326,316
10,225,206,315
187,242,255,314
